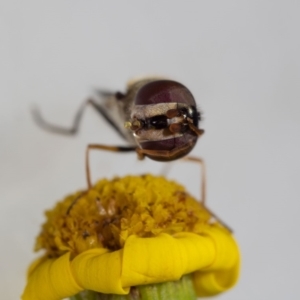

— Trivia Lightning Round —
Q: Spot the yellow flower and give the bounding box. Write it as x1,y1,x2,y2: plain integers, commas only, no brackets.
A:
22,175,240,300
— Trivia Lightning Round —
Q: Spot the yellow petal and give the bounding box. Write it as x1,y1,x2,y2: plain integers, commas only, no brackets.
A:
193,227,240,296
121,232,216,287
22,253,82,300
193,263,239,296
71,248,129,294
22,227,240,299
202,227,239,270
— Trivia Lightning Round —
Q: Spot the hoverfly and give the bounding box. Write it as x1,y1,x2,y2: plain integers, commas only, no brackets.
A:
33,77,232,231
33,78,204,189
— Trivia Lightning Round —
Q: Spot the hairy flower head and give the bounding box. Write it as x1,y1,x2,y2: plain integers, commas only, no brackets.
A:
23,175,240,300
36,175,212,257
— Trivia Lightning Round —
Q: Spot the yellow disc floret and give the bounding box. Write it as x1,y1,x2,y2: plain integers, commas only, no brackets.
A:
35,175,212,258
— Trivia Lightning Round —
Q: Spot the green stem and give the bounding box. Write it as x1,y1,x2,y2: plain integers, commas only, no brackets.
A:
70,274,196,300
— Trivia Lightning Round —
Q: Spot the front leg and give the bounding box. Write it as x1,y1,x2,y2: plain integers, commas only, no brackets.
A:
85,144,137,189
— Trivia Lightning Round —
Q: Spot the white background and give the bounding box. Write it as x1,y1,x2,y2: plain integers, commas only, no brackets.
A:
1,1,300,299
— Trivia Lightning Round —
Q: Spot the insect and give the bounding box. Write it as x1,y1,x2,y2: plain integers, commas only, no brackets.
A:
33,77,232,232
33,77,204,189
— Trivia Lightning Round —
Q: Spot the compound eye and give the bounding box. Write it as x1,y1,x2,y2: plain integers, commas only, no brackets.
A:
135,80,196,106
149,115,168,129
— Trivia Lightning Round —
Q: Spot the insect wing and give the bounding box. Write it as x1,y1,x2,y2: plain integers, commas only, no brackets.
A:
93,89,136,145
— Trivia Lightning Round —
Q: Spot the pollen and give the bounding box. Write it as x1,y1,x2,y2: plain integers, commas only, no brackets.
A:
124,121,132,129
35,175,212,258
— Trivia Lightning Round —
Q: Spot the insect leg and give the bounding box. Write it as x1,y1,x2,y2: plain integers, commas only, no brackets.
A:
86,144,137,189
66,144,136,215
32,98,128,140
181,156,206,204
66,191,88,215
184,156,233,232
